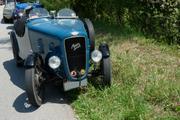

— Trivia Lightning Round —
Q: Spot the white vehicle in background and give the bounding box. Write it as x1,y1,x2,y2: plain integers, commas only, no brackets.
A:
3,0,15,23
0,0,4,5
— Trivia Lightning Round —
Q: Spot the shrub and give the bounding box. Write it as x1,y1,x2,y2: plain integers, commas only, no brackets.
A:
40,0,180,44
40,0,71,10
130,0,180,44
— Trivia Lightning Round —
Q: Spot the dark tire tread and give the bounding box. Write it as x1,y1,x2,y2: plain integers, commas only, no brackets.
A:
25,68,44,107
102,57,112,87
84,18,95,51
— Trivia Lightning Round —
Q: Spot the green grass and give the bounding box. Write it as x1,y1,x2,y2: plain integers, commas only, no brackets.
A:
70,22,180,120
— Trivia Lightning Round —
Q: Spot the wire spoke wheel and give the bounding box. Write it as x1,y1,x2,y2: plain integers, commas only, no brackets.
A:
34,66,44,102
25,63,44,107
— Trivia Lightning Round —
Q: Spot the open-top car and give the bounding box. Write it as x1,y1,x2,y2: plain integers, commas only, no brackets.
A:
13,0,43,20
11,7,111,107
3,0,42,23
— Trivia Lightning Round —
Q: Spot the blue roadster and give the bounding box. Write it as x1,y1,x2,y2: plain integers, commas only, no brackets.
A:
11,7,111,107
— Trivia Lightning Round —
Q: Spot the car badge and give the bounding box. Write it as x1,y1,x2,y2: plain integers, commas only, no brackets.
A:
71,31,79,36
71,43,81,51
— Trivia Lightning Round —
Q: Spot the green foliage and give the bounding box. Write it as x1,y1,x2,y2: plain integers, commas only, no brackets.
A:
71,22,180,120
73,0,180,44
40,0,179,44
131,0,180,44
71,0,129,24
39,0,71,10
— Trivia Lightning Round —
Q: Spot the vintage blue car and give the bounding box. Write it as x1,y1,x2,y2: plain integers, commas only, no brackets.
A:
11,7,111,107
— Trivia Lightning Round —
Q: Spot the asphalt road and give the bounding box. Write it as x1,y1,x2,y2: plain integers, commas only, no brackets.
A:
0,5,77,120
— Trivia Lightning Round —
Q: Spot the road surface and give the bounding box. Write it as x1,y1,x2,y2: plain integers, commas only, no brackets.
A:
0,5,77,120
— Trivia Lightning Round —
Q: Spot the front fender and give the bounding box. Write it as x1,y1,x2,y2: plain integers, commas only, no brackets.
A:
99,43,110,58
24,54,37,69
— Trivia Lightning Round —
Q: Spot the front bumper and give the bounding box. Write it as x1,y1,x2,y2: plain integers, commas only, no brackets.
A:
63,79,87,91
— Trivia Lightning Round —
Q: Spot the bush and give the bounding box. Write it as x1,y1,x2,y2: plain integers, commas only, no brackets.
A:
131,0,180,44
40,0,180,44
72,0,180,44
71,0,130,24
40,0,71,10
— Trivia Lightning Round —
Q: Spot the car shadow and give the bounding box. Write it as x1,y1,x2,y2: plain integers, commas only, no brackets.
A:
44,83,81,105
3,59,80,113
13,92,38,112
3,59,37,113
3,59,25,90
13,85,81,113
88,77,106,90
1,18,13,25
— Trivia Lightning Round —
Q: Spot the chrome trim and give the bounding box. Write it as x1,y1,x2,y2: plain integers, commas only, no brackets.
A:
63,79,87,91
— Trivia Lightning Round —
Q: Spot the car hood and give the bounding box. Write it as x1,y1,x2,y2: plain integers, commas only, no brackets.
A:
27,18,88,40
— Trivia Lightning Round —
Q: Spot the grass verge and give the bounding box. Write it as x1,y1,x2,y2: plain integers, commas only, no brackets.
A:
70,22,180,120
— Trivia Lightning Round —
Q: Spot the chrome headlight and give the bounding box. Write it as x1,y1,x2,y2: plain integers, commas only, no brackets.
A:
91,50,102,63
48,56,61,69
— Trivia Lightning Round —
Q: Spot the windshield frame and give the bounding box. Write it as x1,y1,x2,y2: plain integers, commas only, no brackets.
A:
55,16,79,19
57,8,78,19
28,8,50,20
27,8,80,20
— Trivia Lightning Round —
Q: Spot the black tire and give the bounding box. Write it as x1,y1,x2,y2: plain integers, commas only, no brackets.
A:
25,67,44,107
3,16,9,23
101,57,112,87
83,18,95,51
10,32,24,67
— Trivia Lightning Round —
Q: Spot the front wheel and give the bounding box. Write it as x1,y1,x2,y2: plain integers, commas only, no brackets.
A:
25,66,44,107
101,57,112,87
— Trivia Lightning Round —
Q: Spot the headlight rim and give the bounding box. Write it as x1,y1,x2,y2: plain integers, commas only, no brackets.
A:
48,56,61,69
91,49,103,63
